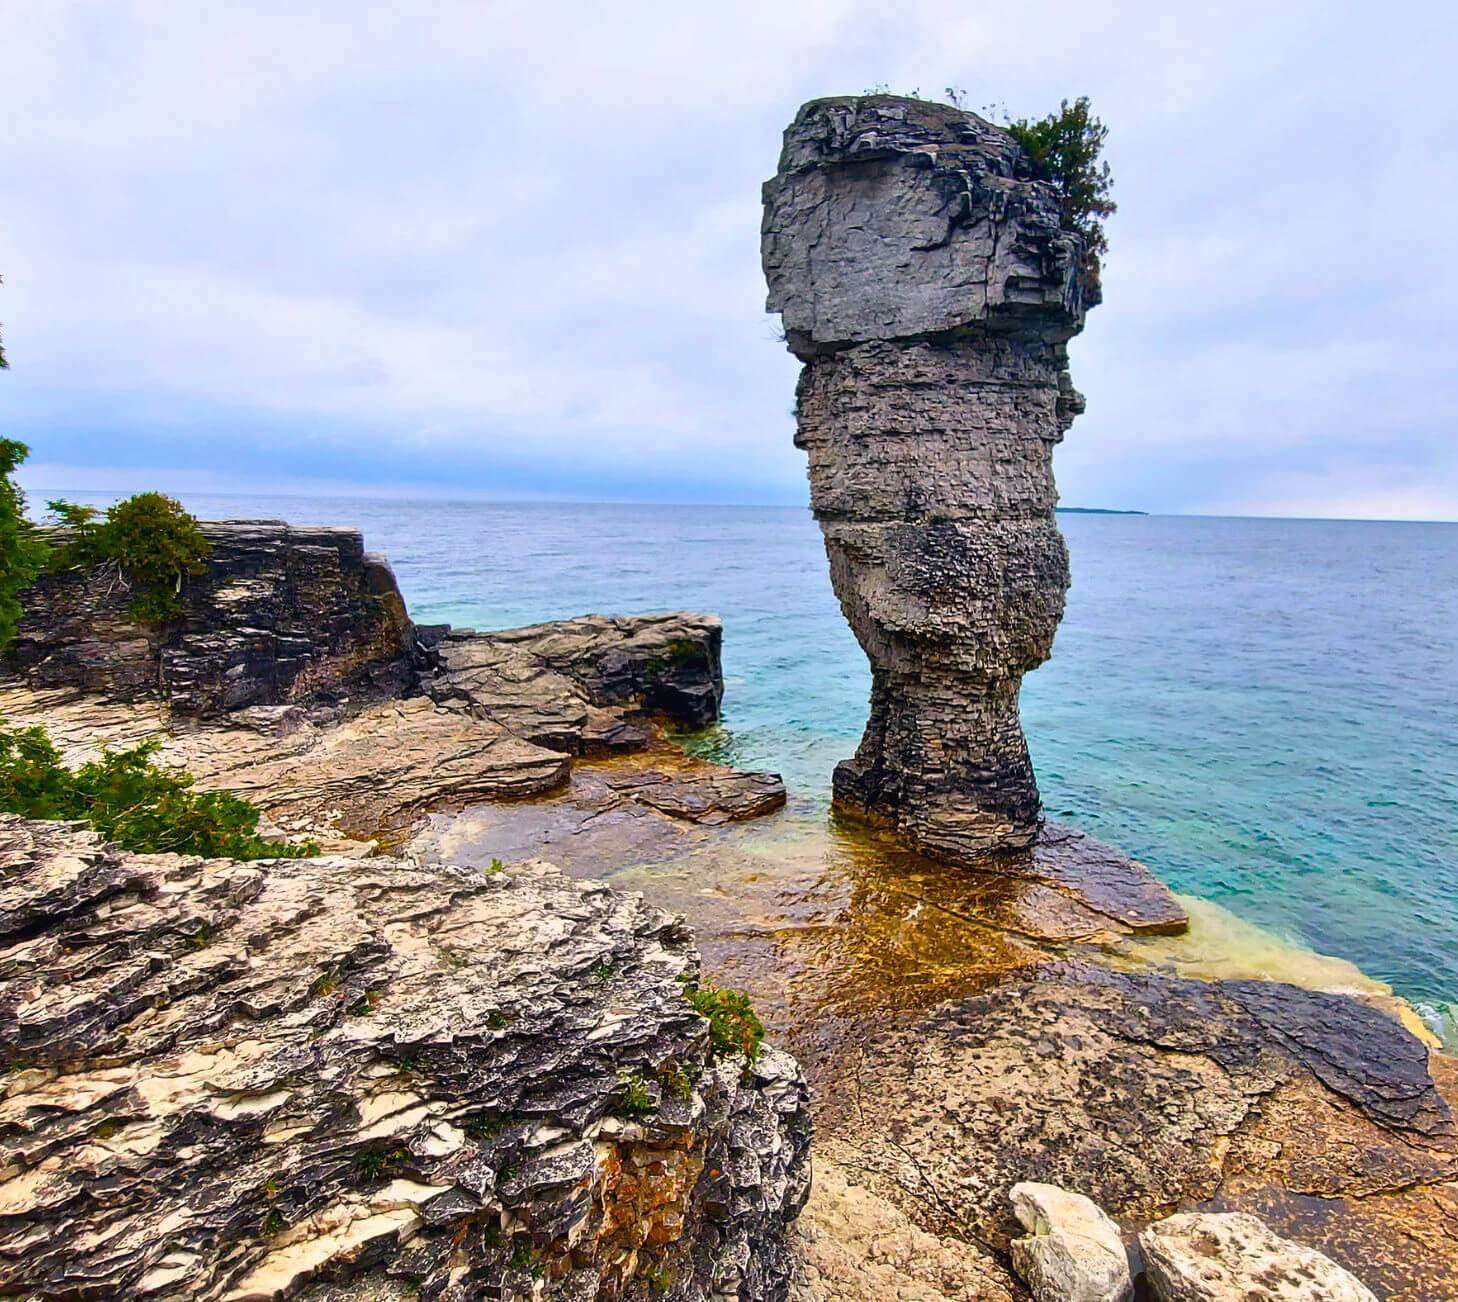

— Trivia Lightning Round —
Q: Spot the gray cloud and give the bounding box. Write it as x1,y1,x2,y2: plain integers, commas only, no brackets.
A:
3,0,1455,516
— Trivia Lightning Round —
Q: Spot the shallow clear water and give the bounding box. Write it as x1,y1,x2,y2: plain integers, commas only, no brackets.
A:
57,493,1458,1033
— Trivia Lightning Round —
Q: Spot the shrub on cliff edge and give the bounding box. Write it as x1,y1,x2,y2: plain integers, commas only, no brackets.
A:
0,721,317,859
1003,96,1117,262
0,440,48,651
47,491,210,624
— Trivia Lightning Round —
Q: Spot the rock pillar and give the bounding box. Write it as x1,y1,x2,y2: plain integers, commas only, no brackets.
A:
761,95,1100,857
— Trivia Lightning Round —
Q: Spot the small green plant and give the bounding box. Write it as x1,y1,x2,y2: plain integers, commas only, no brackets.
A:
589,960,616,983
486,1010,510,1029
0,440,48,650
350,989,382,1016
463,1110,508,1141
185,924,214,951
487,857,506,873
682,980,764,1063
47,491,210,624
1002,97,1116,263
312,970,340,998
0,721,317,860
260,1208,286,1237
614,1070,655,1119
355,1147,408,1181
658,1060,693,1102
647,1265,675,1296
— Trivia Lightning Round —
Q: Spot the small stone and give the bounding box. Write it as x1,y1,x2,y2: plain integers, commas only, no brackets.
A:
1009,1182,1132,1302
1139,1212,1377,1301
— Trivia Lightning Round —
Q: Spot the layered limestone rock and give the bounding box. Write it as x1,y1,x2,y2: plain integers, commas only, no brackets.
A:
421,614,727,751
0,605,781,851
0,816,811,1299
762,94,1099,858
6,521,416,715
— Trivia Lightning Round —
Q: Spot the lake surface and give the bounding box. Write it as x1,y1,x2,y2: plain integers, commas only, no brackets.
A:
55,493,1458,1040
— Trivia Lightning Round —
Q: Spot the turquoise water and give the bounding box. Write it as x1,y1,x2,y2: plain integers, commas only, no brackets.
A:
55,494,1458,1031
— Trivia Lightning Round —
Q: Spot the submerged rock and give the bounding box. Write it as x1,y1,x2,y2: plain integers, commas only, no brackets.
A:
1009,1183,1132,1302
0,816,811,1299
1139,1212,1377,1301
7,521,416,714
762,94,1100,860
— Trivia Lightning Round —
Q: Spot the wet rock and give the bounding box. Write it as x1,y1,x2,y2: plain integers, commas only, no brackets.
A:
7,521,416,715
601,767,788,825
1009,1183,1132,1302
1007,823,1186,934
0,816,811,1299
762,95,1099,859
1139,1212,1377,1301
816,961,1458,1300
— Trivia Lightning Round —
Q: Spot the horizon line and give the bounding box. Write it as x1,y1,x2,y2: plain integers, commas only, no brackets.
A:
30,485,1458,527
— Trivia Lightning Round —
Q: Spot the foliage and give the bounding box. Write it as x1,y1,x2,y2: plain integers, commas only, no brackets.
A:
614,1070,655,1118
856,88,1116,263
682,979,764,1063
47,491,210,624
1003,97,1117,261
0,440,48,650
0,720,317,859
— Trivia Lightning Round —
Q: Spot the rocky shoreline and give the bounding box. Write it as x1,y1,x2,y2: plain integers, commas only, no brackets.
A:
3,515,1456,1298
4,92,1457,1300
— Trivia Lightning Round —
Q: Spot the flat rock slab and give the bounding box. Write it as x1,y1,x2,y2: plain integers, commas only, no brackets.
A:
817,960,1458,1301
0,686,569,849
1024,823,1189,934
601,767,788,825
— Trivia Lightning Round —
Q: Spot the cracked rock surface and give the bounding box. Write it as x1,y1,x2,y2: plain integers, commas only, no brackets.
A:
0,816,811,1299
0,606,783,851
762,94,1099,858
815,960,1458,1300
6,521,415,715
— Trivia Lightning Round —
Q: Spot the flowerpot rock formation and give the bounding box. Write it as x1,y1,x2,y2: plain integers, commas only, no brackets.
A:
762,94,1100,858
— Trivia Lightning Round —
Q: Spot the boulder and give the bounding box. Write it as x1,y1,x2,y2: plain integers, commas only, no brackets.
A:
1139,1212,1377,1301
1009,1183,1132,1302
422,613,727,745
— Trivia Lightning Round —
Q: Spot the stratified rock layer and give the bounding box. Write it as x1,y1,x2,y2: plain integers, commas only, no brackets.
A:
6,521,415,715
0,609,780,850
762,94,1099,857
0,816,811,1299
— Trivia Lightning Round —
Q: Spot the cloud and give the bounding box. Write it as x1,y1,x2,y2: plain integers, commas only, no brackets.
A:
3,0,1456,516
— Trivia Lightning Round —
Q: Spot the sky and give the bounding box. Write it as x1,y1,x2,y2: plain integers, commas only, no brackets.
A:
3,2,1456,519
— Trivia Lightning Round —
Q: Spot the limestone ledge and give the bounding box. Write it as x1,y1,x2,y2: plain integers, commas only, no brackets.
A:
0,816,811,1299
0,611,785,853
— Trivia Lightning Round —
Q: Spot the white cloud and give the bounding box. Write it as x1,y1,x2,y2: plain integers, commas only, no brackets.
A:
2,0,1455,515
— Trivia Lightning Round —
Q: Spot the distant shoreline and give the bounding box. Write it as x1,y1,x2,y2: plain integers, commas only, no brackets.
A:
1056,506,1148,515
